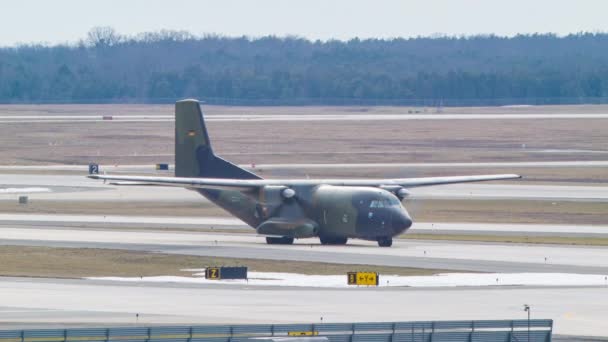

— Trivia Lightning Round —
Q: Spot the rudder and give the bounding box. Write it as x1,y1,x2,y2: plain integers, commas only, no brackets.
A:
174,99,260,180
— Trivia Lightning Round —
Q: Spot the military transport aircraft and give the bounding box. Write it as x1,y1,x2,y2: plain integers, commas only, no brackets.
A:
89,99,520,247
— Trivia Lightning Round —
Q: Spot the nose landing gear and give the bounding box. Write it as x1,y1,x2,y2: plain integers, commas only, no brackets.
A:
377,237,393,247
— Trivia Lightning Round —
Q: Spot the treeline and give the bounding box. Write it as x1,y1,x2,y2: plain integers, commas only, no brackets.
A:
1,27,608,105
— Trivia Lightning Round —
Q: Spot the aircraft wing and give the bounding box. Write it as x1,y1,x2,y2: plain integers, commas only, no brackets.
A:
88,173,520,190
388,174,522,188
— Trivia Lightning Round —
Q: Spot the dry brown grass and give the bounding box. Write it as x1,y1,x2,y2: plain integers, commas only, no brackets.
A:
1,198,605,225
406,199,608,225
0,245,448,278
0,200,229,217
0,104,606,166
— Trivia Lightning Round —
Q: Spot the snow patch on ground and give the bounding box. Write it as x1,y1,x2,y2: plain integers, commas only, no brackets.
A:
0,187,51,194
88,270,608,288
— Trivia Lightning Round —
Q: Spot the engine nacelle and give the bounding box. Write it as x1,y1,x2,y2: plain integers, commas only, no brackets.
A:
282,188,296,199
260,185,296,204
380,185,410,200
256,217,318,238
396,188,410,200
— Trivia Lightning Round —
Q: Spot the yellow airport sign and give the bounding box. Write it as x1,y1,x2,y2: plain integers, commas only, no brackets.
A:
347,272,379,286
205,267,220,279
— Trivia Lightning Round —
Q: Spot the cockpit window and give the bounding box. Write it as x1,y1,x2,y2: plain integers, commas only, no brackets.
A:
370,199,393,208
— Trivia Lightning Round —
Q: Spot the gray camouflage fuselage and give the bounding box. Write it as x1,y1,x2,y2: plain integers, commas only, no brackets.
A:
199,184,412,242
173,100,411,245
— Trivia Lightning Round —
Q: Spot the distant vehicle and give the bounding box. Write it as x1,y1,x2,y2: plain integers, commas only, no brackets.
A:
89,99,520,247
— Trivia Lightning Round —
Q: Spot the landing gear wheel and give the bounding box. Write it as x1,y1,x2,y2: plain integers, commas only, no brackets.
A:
377,237,393,247
266,236,294,245
320,236,348,245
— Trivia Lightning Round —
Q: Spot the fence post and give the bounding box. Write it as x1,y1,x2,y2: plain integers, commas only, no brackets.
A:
189,326,193,342
468,321,473,342
411,325,414,342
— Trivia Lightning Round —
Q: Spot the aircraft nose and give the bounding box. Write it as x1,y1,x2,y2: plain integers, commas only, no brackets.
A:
393,209,412,233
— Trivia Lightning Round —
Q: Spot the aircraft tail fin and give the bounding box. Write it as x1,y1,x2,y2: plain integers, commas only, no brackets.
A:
174,99,261,180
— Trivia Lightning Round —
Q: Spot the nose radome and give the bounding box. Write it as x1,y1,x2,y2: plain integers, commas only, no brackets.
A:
393,210,412,231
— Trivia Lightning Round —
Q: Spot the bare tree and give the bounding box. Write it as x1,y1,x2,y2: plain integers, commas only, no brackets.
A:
86,26,122,47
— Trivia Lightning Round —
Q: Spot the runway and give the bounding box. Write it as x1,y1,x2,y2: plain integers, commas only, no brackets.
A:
1,113,608,123
0,276,606,336
3,226,608,274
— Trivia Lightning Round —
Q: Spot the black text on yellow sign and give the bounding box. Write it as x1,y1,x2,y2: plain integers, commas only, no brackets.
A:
205,267,220,279
288,332,319,337
347,272,379,286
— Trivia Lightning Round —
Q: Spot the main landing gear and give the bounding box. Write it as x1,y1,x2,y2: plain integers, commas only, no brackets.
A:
377,237,393,247
319,236,348,245
266,236,294,245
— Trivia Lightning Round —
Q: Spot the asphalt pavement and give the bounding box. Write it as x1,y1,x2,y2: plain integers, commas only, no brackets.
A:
0,276,607,336
3,227,608,274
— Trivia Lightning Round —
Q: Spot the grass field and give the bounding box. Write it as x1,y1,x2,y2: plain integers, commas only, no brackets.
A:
0,104,606,167
405,199,608,225
0,245,449,278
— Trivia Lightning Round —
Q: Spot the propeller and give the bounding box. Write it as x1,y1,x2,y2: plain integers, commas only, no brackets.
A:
254,185,304,221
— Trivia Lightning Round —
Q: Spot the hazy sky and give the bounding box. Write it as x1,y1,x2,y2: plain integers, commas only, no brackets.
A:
1,0,607,46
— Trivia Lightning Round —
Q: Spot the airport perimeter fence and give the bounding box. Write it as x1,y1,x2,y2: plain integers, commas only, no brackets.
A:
0,319,552,342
